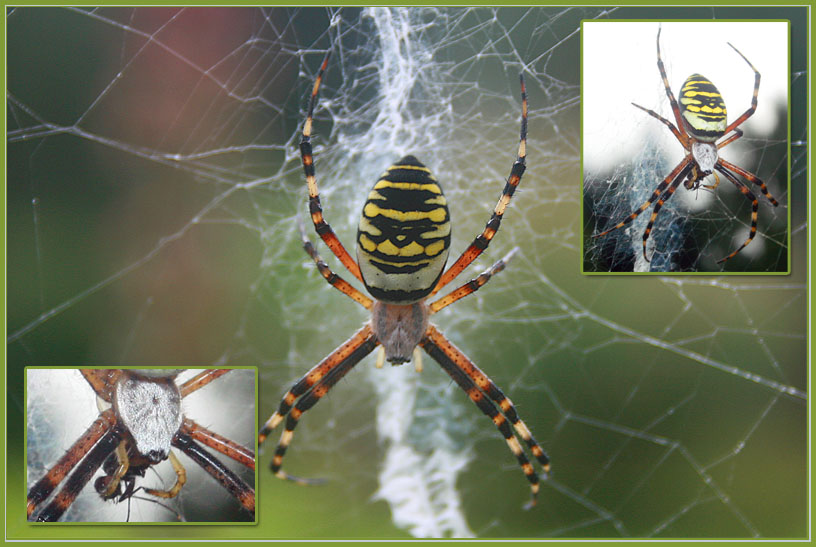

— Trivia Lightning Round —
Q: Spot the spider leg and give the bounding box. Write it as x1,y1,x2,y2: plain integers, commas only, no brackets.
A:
655,27,688,136
429,247,518,313
631,103,687,147
640,162,694,262
421,325,549,509
142,451,187,499
299,217,373,309
33,426,124,522
172,432,255,515
719,158,779,206
80,369,123,402
722,42,761,136
701,171,721,191
715,165,760,264
260,325,378,484
430,74,527,297
179,369,231,397
716,128,743,150
27,409,117,518
300,51,364,283
181,417,255,470
594,156,692,239
259,324,377,443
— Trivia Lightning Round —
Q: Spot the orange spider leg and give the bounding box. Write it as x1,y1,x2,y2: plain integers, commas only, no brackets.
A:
181,417,255,471
717,128,743,150
80,369,123,401
722,42,761,136
714,165,760,264
421,325,549,509
594,156,692,240
431,74,527,297
300,51,363,283
172,432,255,515
430,247,518,314
32,425,124,522
639,165,691,262
654,26,688,136
259,325,378,484
179,369,231,397
631,102,688,147
719,158,779,206
26,409,117,518
299,219,372,309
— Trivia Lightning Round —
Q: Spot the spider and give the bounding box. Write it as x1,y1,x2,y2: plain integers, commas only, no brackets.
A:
26,369,255,522
258,53,550,508
593,27,779,265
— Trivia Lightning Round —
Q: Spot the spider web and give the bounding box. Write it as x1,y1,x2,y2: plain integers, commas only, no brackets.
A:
7,6,808,539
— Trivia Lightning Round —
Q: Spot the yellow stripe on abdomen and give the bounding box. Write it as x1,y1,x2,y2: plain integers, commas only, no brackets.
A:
357,155,451,303
679,73,727,142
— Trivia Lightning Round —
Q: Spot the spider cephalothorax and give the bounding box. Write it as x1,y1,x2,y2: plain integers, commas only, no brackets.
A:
259,53,550,507
594,28,779,265
113,371,182,463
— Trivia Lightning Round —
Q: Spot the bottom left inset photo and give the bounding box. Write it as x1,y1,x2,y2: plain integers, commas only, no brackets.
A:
25,368,256,523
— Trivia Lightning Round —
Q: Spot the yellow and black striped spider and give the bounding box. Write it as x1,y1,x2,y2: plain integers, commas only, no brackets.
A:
593,28,779,264
27,369,255,521
259,53,550,507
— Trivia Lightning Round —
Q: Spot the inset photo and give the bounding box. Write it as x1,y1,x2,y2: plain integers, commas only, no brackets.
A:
583,21,789,273
26,368,256,523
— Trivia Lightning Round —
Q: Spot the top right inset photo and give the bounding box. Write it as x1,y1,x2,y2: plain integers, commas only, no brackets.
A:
583,21,789,273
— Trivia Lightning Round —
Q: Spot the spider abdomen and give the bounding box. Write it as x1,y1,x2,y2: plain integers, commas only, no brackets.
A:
357,155,451,303
679,73,727,141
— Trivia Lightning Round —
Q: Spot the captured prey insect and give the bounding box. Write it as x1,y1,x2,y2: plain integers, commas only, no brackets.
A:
26,369,255,522
593,28,779,264
258,53,551,508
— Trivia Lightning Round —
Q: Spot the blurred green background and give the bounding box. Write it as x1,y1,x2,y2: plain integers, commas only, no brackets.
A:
6,6,808,539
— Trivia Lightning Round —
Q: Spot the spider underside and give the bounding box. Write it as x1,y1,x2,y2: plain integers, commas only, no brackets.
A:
26,369,255,522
